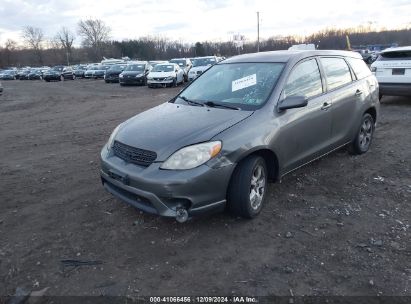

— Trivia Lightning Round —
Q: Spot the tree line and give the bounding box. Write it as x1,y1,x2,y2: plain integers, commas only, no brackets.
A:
1,19,411,68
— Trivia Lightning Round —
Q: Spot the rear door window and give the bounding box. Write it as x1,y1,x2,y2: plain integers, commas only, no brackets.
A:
346,57,372,79
320,57,352,90
283,59,323,99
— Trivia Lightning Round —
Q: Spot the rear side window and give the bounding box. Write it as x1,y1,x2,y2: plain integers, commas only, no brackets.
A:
378,50,411,61
283,59,323,99
346,57,372,79
320,57,352,90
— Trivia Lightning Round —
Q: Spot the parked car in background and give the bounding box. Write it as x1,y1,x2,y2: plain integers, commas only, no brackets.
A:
101,50,379,222
371,46,411,98
95,65,111,79
73,65,88,78
188,56,219,81
17,69,31,80
84,65,98,78
149,60,168,67
43,66,65,82
61,67,76,80
0,70,17,80
105,64,127,83
119,62,151,86
169,58,192,81
147,63,184,88
27,69,43,80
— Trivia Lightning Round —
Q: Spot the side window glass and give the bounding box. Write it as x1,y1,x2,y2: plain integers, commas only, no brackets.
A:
283,59,323,99
321,57,352,90
346,57,372,80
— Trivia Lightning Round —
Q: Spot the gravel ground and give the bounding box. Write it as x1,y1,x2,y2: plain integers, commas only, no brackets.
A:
0,79,410,298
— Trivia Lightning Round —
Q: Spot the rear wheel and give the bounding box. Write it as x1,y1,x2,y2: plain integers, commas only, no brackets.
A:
349,113,375,155
227,156,268,218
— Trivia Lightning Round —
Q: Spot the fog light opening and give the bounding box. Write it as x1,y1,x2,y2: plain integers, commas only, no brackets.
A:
176,208,188,223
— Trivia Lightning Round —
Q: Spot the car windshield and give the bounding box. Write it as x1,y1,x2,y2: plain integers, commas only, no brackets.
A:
379,50,411,61
152,65,174,72
125,64,145,71
170,60,186,67
53,66,64,71
109,65,126,71
192,58,216,67
174,63,284,110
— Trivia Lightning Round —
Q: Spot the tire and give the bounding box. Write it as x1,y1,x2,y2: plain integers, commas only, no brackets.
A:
227,155,268,218
379,93,383,100
45,79,50,82
172,78,177,87
349,113,375,155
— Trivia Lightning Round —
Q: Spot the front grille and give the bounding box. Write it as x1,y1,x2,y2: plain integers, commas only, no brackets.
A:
113,140,157,167
154,77,165,81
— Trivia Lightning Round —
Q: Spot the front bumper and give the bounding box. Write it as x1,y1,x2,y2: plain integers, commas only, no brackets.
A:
105,74,120,82
379,82,411,97
100,147,235,218
120,76,145,85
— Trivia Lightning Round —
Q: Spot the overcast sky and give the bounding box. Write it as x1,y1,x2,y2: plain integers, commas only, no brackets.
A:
0,0,410,45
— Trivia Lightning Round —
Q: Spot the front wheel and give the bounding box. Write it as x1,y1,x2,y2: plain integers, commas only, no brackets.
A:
227,156,268,218
349,113,375,155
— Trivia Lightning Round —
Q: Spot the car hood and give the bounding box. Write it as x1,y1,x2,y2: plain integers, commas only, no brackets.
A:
115,102,253,161
148,71,174,78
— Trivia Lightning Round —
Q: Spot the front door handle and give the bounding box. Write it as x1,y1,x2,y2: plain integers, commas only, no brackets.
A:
321,102,332,110
355,89,363,96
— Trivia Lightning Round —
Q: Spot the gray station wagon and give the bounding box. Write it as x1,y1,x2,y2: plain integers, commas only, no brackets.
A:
100,50,379,222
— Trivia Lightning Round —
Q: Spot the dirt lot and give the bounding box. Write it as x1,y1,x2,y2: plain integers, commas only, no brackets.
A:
0,79,410,298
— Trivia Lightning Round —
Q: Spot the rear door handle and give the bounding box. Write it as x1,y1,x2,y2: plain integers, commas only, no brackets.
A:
355,89,363,96
321,102,332,110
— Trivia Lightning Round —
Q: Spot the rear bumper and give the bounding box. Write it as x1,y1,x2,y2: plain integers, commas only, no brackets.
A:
379,83,411,97
100,146,235,218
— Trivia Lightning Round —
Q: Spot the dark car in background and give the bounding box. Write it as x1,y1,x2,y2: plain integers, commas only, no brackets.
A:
61,67,76,80
27,69,43,80
43,66,65,82
18,69,31,80
0,81,3,94
0,70,17,80
84,65,109,79
101,50,379,222
119,62,151,86
105,64,127,83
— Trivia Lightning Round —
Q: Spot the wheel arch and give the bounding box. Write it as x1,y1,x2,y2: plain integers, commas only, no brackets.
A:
234,148,280,182
364,106,377,124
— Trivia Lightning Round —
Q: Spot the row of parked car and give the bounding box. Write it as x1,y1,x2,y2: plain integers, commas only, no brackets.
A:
0,56,224,88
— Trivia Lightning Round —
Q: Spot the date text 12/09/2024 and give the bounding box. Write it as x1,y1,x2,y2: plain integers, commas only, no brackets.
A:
149,296,258,303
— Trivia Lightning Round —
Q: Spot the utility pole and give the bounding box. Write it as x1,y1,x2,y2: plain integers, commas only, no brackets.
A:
257,11,260,52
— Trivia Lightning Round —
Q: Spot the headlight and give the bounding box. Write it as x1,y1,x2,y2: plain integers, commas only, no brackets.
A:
136,73,144,78
106,124,121,151
119,74,124,78
147,77,153,80
161,141,222,170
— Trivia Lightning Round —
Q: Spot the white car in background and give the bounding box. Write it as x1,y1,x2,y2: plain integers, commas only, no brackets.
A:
188,56,218,81
371,46,411,98
146,63,184,88
169,58,192,82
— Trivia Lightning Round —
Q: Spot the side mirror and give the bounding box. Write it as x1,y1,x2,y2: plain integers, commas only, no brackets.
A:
278,96,308,111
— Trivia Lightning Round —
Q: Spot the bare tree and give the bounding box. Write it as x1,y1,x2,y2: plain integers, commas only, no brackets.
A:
21,26,44,64
77,19,110,60
4,39,18,66
56,27,75,65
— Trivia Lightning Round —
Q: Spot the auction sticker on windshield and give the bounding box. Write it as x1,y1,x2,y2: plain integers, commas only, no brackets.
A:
232,74,257,92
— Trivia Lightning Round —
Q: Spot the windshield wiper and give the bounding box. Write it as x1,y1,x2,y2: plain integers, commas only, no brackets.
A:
203,101,240,110
178,96,204,107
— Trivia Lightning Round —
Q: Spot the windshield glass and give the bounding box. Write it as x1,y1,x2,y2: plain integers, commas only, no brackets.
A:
175,63,284,110
192,58,216,67
108,65,126,71
124,64,145,71
152,65,174,72
170,60,186,67
52,66,64,71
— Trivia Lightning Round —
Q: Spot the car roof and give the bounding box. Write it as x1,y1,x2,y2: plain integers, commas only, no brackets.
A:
223,50,363,64
380,46,411,53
